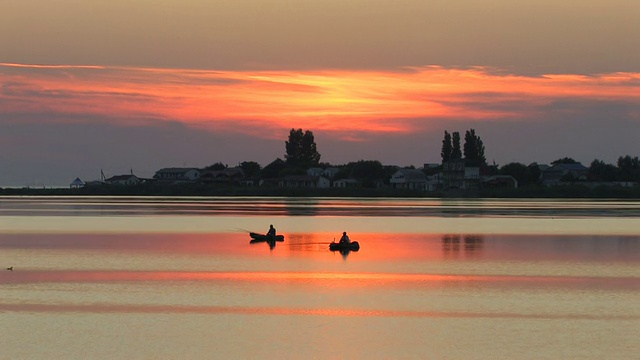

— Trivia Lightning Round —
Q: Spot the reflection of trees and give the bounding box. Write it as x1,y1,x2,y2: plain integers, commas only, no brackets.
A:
442,234,484,256
442,234,461,253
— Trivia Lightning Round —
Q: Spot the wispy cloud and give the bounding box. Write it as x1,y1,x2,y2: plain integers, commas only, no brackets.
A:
2,63,639,138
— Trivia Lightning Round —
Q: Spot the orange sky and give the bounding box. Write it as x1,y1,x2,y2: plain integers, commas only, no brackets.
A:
2,63,639,140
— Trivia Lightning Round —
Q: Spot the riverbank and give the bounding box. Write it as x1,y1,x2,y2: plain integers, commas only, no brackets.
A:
2,183,639,198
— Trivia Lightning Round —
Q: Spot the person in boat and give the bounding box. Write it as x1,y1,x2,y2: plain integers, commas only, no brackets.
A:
267,224,276,239
339,231,350,244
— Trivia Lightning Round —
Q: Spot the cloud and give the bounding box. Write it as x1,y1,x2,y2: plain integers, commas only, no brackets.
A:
2,63,639,136
1,63,640,186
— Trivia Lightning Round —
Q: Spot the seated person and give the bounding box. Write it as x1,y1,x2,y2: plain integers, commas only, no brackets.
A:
339,231,350,244
267,224,276,237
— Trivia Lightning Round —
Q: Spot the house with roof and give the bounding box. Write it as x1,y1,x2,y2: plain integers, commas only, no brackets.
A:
442,159,465,189
321,167,341,179
333,178,360,188
153,168,200,182
482,175,518,189
389,169,427,190
278,175,330,188
200,167,245,184
106,174,141,186
306,167,324,177
69,177,85,189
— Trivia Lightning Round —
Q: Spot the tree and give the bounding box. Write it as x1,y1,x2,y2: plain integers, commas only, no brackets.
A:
617,155,640,181
451,132,462,159
261,158,286,178
205,162,227,170
239,161,261,178
500,162,528,184
348,160,385,187
551,157,578,165
285,128,321,168
463,129,486,165
441,131,452,163
589,159,617,181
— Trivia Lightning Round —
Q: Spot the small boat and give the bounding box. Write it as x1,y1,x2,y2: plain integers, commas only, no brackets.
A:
329,241,360,251
249,232,284,242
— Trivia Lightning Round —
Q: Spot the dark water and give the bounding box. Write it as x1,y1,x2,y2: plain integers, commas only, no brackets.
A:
0,197,639,359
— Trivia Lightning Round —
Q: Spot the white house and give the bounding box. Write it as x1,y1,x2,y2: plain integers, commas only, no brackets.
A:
279,175,330,188
389,169,427,190
106,174,141,186
333,178,360,188
322,167,341,179
306,167,324,176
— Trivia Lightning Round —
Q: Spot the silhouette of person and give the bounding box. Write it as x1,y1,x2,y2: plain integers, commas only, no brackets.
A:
339,231,350,244
267,224,276,238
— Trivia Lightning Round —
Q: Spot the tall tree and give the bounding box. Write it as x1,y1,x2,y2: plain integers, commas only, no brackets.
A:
463,128,486,165
285,128,321,167
441,131,452,163
451,132,462,159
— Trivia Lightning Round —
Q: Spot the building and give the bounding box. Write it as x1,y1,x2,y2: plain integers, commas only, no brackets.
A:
482,175,518,189
278,175,330,188
442,159,465,189
106,174,141,186
389,169,427,190
541,163,588,186
321,167,341,179
333,178,360,188
306,167,324,177
69,177,85,189
200,167,245,184
153,168,200,182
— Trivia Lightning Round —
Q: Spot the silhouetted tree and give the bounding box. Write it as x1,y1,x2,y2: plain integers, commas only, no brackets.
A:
527,163,541,184
463,129,486,165
205,162,227,170
441,131,452,163
239,161,261,178
617,155,640,181
500,162,528,184
348,160,385,187
451,132,462,159
589,160,618,181
551,157,578,165
285,128,321,168
262,158,286,178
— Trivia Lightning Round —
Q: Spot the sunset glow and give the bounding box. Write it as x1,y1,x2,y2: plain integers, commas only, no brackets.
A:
3,63,639,138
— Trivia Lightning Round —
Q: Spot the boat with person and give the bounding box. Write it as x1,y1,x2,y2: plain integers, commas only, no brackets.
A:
329,241,360,251
249,232,284,243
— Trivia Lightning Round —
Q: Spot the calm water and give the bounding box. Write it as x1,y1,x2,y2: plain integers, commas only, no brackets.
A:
1,196,639,359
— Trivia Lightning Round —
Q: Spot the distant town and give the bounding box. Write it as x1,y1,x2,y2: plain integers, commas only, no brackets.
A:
4,129,640,198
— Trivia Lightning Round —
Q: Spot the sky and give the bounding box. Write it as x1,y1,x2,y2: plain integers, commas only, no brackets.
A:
1,0,639,186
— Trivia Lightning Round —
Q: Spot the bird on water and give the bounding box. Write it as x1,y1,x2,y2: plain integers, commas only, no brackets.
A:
6,267,12,271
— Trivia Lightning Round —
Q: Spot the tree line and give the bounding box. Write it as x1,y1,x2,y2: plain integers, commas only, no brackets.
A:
209,127,640,188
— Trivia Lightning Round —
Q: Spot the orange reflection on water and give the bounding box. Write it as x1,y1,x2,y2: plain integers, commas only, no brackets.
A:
3,270,637,292
1,303,638,321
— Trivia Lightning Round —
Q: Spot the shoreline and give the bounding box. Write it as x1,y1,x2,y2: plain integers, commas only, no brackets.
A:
2,183,639,199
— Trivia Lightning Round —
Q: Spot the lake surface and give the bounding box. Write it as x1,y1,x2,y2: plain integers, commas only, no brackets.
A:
1,196,639,359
